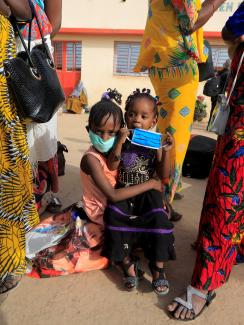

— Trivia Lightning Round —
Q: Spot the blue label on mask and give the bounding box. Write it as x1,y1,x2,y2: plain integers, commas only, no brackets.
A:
131,128,162,149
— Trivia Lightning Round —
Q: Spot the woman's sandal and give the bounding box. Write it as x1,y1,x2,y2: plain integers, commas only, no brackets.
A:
169,285,216,321
0,274,22,305
148,261,169,296
122,259,144,291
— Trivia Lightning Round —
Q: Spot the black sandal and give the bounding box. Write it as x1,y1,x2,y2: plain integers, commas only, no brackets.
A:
0,274,21,295
148,261,169,296
122,259,144,291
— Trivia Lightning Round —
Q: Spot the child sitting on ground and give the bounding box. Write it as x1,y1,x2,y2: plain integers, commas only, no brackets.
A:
26,89,162,277
102,88,176,295
80,89,163,243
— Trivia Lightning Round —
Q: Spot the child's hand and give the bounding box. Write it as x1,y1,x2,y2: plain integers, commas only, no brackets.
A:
117,127,130,144
162,132,174,152
150,177,163,192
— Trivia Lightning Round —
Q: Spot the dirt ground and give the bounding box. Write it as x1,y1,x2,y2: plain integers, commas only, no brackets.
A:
1,113,243,325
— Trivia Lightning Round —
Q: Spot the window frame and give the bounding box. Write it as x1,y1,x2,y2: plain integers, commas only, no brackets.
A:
114,41,148,77
211,46,229,69
66,41,82,72
53,41,82,72
53,41,63,70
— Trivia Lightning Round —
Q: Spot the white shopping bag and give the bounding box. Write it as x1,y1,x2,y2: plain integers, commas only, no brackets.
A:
207,51,243,136
207,94,229,135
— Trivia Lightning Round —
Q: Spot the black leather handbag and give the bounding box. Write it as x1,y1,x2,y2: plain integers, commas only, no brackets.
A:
4,1,65,123
203,75,221,97
198,40,215,82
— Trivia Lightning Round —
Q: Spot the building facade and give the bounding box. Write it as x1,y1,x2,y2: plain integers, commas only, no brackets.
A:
54,0,241,106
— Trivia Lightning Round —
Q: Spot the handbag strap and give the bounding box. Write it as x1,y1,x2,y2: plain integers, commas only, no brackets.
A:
28,19,33,52
226,50,244,106
27,0,52,60
11,17,36,69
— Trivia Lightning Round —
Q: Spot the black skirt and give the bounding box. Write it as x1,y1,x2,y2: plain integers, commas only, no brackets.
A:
102,190,176,262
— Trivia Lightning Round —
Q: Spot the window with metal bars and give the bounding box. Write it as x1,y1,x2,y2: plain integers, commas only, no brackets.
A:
114,42,147,76
53,41,82,71
66,42,82,71
211,46,229,68
53,42,63,70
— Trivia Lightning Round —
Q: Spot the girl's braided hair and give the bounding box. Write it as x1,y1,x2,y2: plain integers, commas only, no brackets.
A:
125,88,160,117
88,88,123,128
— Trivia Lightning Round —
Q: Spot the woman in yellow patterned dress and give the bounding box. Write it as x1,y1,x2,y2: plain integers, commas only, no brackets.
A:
0,0,39,301
135,0,226,209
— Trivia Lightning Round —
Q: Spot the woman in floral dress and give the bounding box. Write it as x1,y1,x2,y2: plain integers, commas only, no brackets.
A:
135,0,225,213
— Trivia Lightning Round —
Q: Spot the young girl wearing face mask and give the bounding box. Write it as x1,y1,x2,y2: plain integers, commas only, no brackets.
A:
80,89,163,238
102,88,176,295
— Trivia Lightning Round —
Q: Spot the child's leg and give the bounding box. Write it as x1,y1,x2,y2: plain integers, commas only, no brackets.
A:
149,260,169,295
102,199,143,290
102,199,137,261
135,190,176,294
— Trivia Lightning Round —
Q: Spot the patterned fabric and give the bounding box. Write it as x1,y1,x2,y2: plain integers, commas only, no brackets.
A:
20,0,52,41
118,140,156,186
27,208,109,278
191,45,244,291
134,0,206,72
134,0,204,200
0,15,39,280
35,0,44,10
149,59,199,200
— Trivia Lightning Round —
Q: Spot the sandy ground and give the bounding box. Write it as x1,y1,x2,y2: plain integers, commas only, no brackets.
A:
1,113,243,325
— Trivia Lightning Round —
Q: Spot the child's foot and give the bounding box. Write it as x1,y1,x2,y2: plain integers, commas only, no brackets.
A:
148,261,169,295
122,258,144,291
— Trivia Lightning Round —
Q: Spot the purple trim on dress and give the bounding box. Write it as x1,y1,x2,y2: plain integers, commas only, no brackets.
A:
107,205,169,218
143,208,168,217
106,225,173,234
107,205,129,216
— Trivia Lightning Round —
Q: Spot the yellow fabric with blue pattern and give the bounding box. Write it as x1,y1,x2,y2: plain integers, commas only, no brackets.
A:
135,0,203,201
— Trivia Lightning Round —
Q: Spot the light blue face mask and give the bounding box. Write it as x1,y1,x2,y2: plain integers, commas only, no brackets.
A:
129,128,165,149
89,130,116,153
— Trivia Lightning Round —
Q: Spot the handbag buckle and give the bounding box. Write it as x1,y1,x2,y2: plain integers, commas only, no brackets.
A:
30,67,41,80
5,71,11,79
46,58,55,70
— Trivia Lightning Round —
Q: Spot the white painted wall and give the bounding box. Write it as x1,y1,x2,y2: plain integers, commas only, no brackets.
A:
62,0,241,32
81,35,154,106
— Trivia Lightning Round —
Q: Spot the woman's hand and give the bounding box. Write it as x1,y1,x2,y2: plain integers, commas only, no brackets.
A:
0,0,11,17
162,132,174,152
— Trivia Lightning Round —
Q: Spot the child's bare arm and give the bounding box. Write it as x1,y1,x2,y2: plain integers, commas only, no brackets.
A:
156,133,174,179
107,127,129,170
81,154,162,202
